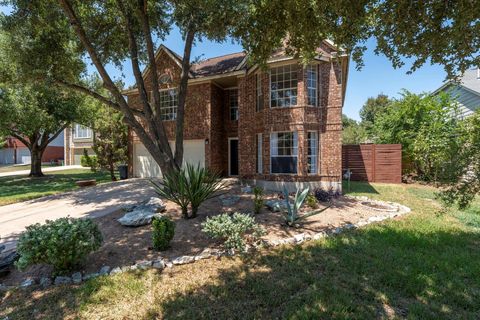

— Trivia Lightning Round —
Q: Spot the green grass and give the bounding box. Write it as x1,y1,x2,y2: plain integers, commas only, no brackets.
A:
0,169,115,206
1,181,479,319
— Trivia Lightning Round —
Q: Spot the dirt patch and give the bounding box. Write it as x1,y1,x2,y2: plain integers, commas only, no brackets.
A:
0,183,395,286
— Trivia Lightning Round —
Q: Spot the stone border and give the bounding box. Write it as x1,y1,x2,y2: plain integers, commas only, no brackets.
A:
0,196,410,292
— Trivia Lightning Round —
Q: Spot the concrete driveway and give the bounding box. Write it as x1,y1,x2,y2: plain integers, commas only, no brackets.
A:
0,179,157,252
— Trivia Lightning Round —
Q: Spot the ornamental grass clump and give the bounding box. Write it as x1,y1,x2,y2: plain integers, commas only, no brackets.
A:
202,212,265,252
152,216,175,251
152,163,226,219
16,217,102,274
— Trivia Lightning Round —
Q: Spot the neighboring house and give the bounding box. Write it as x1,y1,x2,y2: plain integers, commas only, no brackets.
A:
123,42,348,191
433,67,480,118
0,134,64,165
64,124,95,165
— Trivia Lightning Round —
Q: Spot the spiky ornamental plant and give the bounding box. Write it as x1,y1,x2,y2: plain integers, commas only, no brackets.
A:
151,164,226,219
283,186,331,227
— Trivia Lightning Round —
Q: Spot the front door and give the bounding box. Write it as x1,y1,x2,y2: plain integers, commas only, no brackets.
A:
229,138,239,176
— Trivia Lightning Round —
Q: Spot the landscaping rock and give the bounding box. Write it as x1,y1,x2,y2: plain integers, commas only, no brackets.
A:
82,273,99,281
195,249,212,261
294,233,305,243
124,197,166,213
121,266,131,272
109,267,122,275
265,199,292,212
118,209,162,227
99,266,111,275
165,261,173,268
0,245,5,253
54,276,72,285
0,251,19,276
136,261,152,270
72,272,82,284
20,278,35,288
313,232,326,240
40,277,52,288
152,260,165,269
220,195,240,206
172,256,195,265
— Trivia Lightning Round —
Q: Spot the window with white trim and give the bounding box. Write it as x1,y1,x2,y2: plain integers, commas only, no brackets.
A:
229,89,239,120
270,65,298,108
256,133,263,174
270,132,298,174
159,88,178,121
306,65,318,106
256,73,263,111
73,124,92,139
307,131,318,174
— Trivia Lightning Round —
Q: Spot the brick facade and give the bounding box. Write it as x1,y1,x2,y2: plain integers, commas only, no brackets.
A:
126,45,346,191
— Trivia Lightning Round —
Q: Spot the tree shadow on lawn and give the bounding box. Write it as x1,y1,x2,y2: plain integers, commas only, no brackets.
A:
156,226,480,319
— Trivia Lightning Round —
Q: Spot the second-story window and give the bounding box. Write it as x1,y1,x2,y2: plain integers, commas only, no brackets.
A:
270,64,298,108
159,88,178,121
306,65,318,106
256,73,263,111
229,89,239,121
73,124,92,139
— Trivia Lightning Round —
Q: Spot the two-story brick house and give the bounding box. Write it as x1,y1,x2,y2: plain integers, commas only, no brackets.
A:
124,41,348,191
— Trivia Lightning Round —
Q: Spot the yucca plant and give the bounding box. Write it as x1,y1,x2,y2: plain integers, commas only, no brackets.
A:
283,186,331,226
185,164,227,218
151,164,226,219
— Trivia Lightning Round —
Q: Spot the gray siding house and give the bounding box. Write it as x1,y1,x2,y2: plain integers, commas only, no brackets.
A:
433,68,480,118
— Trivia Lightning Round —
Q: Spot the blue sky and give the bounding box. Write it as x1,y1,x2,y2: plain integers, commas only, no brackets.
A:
2,5,448,120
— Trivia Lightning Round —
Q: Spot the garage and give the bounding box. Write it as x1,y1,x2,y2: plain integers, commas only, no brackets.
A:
133,140,206,178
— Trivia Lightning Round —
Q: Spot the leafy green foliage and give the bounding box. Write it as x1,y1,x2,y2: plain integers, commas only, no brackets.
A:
16,217,103,274
438,110,480,209
253,186,264,214
92,106,128,181
151,216,175,251
372,91,463,180
342,114,367,144
359,94,391,135
202,213,265,252
306,193,318,209
80,149,98,172
152,164,226,219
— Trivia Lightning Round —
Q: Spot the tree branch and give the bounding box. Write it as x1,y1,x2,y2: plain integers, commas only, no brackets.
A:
10,132,31,149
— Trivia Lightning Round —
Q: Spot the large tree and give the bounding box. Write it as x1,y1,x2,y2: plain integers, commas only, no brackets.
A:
359,94,390,135
1,0,478,176
0,83,86,176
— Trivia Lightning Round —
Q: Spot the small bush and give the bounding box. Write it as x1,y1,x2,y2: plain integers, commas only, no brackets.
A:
16,217,103,274
202,213,265,252
314,187,339,203
152,216,175,251
306,193,318,209
253,186,264,214
80,149,98,172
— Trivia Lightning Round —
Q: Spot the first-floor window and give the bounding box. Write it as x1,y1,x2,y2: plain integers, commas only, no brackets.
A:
270,131,298,174
159,88,178,121
307,132,318,174
73,124,92,139
256,133,263,174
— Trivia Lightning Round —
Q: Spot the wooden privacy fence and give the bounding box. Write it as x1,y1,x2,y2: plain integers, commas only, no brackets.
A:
342,144,402,183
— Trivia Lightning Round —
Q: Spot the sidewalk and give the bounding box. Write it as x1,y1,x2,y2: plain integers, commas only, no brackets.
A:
0,165,85,177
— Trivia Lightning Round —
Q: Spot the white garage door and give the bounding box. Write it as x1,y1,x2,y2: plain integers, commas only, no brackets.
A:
133,140,205,178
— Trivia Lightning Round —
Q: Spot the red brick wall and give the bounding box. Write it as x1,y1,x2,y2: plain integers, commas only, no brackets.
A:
42,146,64,162
126,48,344,187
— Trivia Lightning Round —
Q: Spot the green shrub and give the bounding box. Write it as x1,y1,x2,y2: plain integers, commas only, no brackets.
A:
306,193,318,209
80,149,98,172
152,216,175,251
253,186,264,214
16,217,103,274
202,213,265,252
152,164,226,219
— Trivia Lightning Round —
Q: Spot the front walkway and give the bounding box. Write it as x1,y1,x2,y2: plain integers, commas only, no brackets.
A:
0,179,156,252
0,165,85,177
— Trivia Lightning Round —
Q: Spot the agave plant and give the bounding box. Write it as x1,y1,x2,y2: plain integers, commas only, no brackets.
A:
151,163,226,219
283,186,331,226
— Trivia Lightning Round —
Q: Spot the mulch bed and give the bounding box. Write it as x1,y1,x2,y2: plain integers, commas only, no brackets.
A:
1,183,391,286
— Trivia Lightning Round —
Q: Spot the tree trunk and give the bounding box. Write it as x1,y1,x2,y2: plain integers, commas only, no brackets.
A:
29,148,44,177
109,161,117,181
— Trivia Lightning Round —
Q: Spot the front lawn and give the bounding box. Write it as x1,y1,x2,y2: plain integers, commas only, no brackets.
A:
1,182,479,319
0,169,115,206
